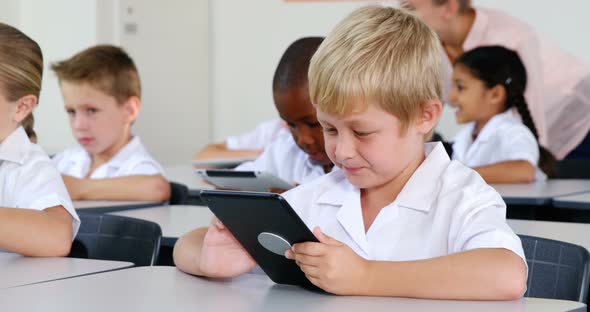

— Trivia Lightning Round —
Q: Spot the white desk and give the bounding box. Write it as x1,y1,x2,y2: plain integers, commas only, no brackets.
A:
0,252,132,289
492,179,590,205
109,205,214,246
163,165,213,196
553,192,590,210
74,200,163,213
508,219,590,252
0,266,584,311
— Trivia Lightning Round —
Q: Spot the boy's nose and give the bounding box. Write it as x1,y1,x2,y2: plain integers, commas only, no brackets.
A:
334,134,355,161
73,115,88,129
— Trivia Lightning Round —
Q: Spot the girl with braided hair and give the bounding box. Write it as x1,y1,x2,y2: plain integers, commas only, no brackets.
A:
449,45,555,183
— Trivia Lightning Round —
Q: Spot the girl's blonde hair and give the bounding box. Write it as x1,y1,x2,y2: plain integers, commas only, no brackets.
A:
309,6,443,133
0,23,43,143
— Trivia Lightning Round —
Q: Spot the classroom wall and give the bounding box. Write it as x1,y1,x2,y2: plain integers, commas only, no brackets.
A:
210,0,590,142
118,0,209,165
18,0,99,153
0,0,209,166
2,1,590,163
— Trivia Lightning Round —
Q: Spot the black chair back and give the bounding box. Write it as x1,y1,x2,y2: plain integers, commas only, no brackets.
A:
520,234,590,302
69,214,162,266
169,181,189,205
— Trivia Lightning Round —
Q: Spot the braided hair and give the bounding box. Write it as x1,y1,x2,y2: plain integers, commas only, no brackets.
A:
455,45,556,177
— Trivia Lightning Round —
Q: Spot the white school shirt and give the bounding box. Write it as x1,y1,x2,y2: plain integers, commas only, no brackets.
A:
451,110,546,181
282,142,526,267
53,136,164,179
442,7,590,159
226,118,289,150
235,132,329,185
0,127,80,238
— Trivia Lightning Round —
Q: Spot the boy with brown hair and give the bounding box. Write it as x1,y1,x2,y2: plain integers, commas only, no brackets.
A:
51,45,170,201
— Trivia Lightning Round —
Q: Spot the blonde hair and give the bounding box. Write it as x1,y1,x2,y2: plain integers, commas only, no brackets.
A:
51,45,140,104
0,23,43,143
309,6,443,132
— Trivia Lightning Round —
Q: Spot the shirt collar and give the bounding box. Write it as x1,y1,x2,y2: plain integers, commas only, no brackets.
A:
463,7,489,51
105,136,141,169
0,127,32,165
316,142,450,213
68,135,141,171
476,110,515,142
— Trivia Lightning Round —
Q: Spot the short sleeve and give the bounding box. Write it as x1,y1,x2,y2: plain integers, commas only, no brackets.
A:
449,183,526,264
498,125,540,167
15,159,80,238
226,119,284,150
126,160,165,176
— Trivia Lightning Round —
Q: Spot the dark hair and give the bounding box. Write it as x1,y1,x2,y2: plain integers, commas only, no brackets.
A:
455,45,556,177
51,45,140,104
272,37,324,92
0,23,43,143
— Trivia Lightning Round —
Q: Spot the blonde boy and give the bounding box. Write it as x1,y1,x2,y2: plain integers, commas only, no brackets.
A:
173,6,526,299
51,45,170,201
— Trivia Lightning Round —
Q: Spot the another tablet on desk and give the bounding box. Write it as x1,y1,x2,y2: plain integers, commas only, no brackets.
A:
199,189,318,288
194,169,294,192
192,157,256,169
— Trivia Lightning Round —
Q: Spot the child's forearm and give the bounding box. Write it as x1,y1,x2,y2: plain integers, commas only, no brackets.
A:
474,161,536,183
364,248,526,300
74,175,171,201
0,206,73,257
173,227,209,276
194,143,262,161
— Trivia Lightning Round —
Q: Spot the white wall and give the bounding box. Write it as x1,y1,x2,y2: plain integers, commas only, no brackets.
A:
118,0,209,165
209,0,371,142
17,0,99,154
1,0,209,165
210,0,590,142
2,1,590,162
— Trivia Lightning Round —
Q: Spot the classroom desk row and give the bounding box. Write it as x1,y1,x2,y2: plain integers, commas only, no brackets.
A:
0,265,585,312
163,164,590,209
98,204,590,257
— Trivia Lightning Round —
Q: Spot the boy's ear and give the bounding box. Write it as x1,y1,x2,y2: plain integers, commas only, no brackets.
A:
123,96,141,123
416,99,442,135
13,95,38,124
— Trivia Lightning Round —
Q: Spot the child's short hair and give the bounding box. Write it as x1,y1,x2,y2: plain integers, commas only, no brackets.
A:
272,37,324,92
309,6,443,131
51,45,140,104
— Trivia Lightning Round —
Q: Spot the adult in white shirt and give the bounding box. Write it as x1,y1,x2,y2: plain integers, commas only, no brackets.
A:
0,23,79,257
402,0,590,159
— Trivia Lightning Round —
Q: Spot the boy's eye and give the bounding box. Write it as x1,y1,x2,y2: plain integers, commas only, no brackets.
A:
323,127,337,135
353,130,372,137
87,108,98,114
66,109,75,116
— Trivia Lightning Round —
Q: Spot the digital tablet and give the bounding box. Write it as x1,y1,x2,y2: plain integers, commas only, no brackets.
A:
192,157,256,169
199,189,319,288
194,169,294,192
